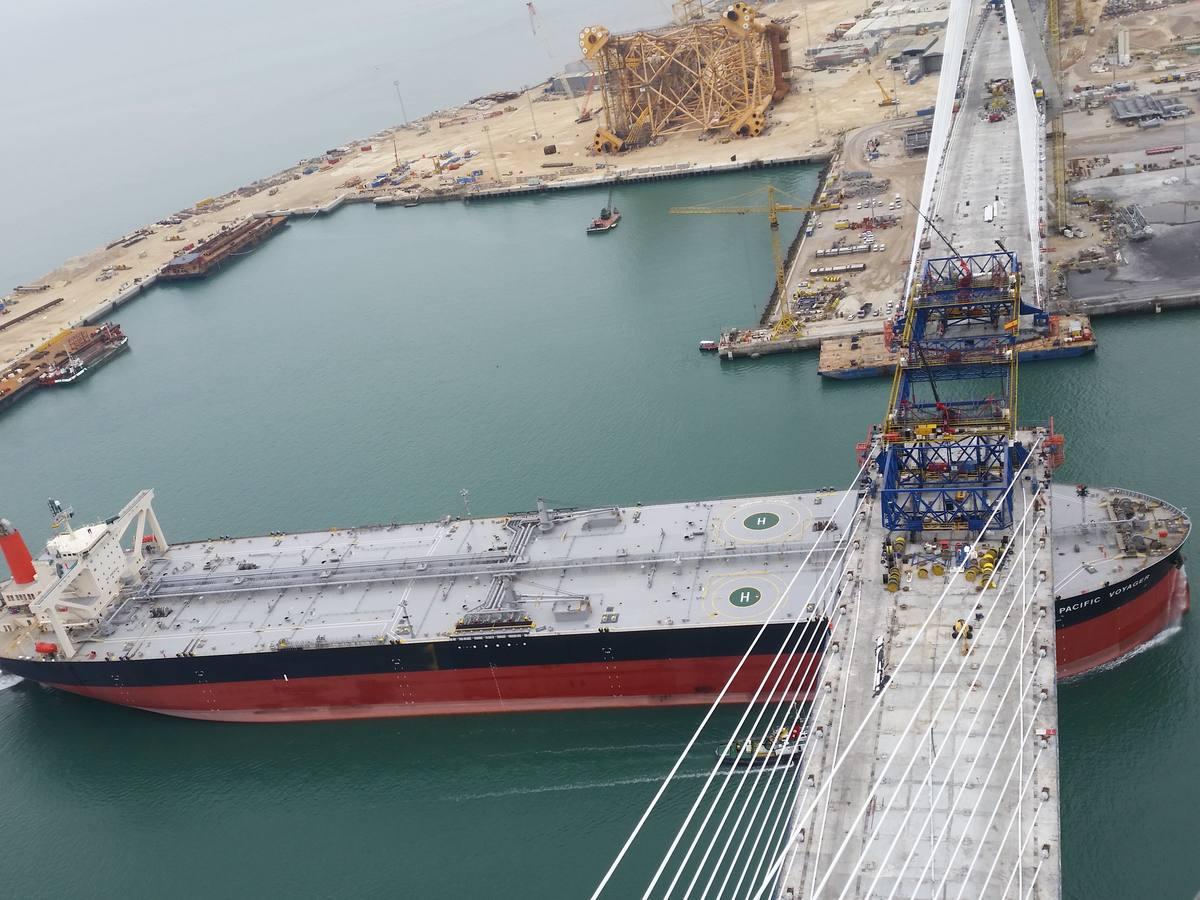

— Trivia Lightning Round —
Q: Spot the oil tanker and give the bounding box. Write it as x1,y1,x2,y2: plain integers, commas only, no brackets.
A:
0,476,1187,721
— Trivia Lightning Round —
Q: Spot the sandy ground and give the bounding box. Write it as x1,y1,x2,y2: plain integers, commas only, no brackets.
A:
1055,0,1200,245
1,0,937,370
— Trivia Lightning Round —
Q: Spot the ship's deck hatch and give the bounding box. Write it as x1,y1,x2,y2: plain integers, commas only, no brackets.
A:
552,599,592,620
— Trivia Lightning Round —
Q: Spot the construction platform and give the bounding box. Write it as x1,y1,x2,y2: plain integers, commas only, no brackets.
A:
818,316,1098,379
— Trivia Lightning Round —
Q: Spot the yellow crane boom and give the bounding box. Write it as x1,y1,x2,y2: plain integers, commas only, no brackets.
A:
671,185,832,336
874,77,899,107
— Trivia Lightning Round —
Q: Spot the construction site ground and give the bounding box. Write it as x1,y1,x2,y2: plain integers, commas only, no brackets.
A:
1053,0,1200,304
0,0,936,374
783,115,930,324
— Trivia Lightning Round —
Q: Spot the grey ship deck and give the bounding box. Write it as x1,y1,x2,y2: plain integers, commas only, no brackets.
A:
0,481,1181,667
1,491,858,662
1051,485,1188,601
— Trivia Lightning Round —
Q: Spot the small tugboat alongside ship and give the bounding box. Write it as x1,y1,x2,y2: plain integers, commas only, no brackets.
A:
1,323,130,411
719,722,807,769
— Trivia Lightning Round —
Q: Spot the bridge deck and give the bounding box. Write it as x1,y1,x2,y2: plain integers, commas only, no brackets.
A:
780,442,1060,898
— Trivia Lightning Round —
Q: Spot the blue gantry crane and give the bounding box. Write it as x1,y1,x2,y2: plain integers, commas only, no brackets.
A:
875,249,1035,532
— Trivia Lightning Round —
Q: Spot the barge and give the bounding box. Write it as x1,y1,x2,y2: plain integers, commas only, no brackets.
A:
159,215,288,280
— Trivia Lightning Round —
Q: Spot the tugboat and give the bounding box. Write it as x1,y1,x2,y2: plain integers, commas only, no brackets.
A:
36,324,128,387
38,356,88,386
717,724,806,769
586,184,621,234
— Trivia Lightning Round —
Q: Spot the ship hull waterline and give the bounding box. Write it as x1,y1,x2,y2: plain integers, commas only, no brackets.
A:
3,549,1190,722
2,623,828,723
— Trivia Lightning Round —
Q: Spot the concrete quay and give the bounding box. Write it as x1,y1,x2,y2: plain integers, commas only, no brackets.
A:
1070,288,1200,318
1,0,943,375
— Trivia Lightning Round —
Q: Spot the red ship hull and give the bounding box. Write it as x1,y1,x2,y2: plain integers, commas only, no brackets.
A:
1056,556,1190,679
4,552,1189,721
48,653,824,723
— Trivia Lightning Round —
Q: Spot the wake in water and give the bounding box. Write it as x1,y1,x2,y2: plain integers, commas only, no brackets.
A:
450,770,711,803
0,673,24,691
1062,623,1185,682
490,741,684,760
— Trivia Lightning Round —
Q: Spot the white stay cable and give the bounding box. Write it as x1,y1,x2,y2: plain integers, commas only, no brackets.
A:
883,539,1044,900
745,438,1045,900
589,449,876,900
999,803,1043,899
1022,858,1045,900
654,497,868,899
977,725,1048,893
712,557,870,900
863,514,1043,899
722,571,869,900
810,478,1045,899
949,698,1046,900
675,523,869,900
833,508,1041,900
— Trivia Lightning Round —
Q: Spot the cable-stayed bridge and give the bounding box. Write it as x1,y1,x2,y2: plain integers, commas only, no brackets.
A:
593,1,1066,897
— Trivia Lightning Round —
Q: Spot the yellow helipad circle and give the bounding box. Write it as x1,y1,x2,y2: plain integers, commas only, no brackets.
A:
705,573,784,620
723,500,805,543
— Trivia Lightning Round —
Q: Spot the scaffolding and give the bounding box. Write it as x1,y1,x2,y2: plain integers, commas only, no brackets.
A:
579,3,790,153
879,251,1034,532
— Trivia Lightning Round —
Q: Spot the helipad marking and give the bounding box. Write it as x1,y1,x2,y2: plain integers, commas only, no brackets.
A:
723,501,805,543
705,573,783,620
743,512,780,531
730,587,762,607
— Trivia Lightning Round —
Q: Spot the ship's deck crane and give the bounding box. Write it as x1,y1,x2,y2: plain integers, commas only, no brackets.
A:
670,186,838,337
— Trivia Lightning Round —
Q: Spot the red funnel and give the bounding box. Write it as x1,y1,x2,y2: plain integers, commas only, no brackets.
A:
0,520,36,585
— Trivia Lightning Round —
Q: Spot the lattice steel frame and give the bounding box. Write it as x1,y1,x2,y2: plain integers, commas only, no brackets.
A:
879,251,1030,533
581,7,789,148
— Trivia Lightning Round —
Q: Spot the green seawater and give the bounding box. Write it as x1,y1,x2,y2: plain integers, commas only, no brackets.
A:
1,169,1199,899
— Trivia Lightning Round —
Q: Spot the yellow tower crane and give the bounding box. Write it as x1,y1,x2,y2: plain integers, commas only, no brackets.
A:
670,185,837,337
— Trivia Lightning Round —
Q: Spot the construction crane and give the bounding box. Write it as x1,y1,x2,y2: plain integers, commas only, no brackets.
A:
1073,0,1085,35
575,73,598,124
670,186,835,337
874,77,899,107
